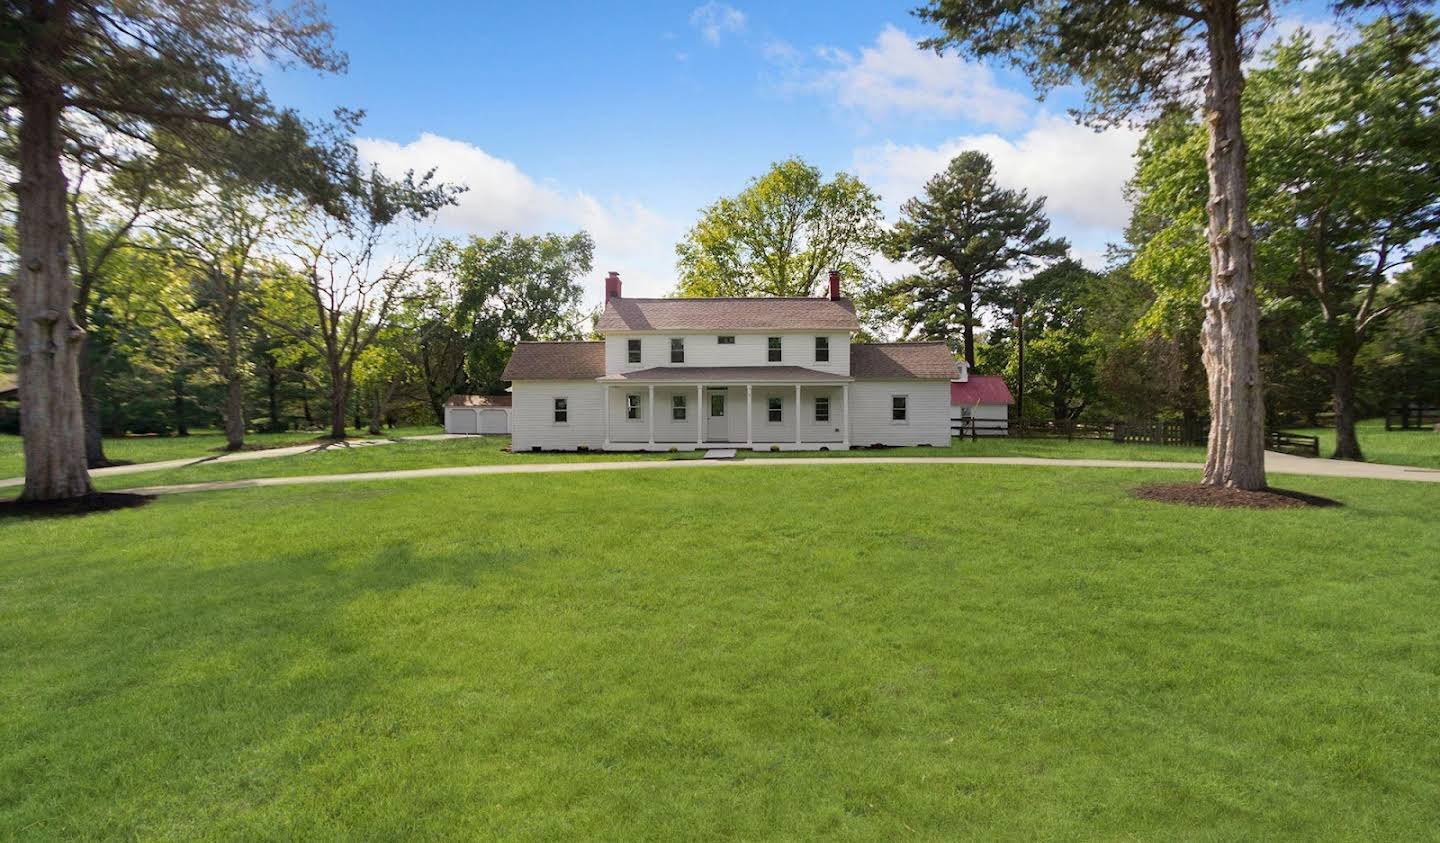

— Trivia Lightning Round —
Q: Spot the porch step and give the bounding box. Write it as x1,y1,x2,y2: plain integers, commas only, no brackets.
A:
703,448,738,460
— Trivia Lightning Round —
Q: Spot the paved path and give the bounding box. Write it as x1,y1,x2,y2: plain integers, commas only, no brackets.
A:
0,438,395,489
124,450,1440,497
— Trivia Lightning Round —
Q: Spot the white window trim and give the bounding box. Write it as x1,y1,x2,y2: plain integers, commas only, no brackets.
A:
767,396,784,423
891,394,909,424
717,335,736,344
670,337,685,363
552,397,569,426
767,336,782,363
672,394,687,421
625,393,642,421
627,338,641,364
815,395,830,422
815,336,829,363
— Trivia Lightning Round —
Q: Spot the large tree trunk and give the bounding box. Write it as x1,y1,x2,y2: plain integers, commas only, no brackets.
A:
1331,344,1363,461
328,363,348,439
367,387,383,436
12,20,95,501
224,375,246,451
1199,2,1267,490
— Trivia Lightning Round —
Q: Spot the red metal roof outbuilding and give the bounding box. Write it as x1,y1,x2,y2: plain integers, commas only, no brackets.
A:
951,375,1014,406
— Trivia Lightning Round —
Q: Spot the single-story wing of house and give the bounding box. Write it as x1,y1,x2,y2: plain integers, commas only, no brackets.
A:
950,369,1015,436
443,394,512,435
495,271,964,452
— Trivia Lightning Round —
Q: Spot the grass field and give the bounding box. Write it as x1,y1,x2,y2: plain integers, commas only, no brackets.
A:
0,425,444,479
1287,418,1440,469
84,435,1206,492
3,465,1437,839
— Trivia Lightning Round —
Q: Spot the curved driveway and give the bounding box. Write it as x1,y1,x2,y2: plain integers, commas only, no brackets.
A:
120,451,1440,497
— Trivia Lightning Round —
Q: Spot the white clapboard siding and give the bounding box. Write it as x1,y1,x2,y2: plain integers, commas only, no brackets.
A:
604,332,850,376
509,381,607,451
848,381,951,447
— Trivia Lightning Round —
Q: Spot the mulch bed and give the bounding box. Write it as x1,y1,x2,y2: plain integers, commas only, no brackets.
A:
0,492,155,519
1132,483,1341,510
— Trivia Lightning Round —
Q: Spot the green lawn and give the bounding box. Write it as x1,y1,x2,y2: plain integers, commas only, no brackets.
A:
0,425,444,479
1287,418,1440,469
3,465,1437,839
90,435,1204,492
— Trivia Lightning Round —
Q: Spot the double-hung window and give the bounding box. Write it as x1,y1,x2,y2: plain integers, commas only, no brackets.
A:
815,396,830,422
768,397,783,423
626,393,642,420
670,337,685,363
891,395,908,422
553,398,568,424
672,394,687,421
767,336,782,362
627,338,641,364
815,336,829,363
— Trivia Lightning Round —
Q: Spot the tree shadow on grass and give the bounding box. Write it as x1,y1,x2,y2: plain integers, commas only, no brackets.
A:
0,491,154,519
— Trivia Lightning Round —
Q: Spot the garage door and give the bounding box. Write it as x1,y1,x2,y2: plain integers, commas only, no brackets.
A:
446,408,479,434
479,408,509,434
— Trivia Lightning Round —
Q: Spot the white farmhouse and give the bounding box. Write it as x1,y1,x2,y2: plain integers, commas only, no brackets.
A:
501,271,963,452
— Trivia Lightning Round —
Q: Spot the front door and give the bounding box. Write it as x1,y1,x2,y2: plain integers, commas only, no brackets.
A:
707,388,728,442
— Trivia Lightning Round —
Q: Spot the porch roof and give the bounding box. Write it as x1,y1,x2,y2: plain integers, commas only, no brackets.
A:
597,365,851,384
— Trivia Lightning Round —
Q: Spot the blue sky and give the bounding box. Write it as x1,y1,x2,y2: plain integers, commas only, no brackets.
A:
263,0,1339,304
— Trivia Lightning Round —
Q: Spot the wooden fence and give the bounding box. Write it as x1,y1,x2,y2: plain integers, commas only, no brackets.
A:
1385,405,1440,431
951,417,1320,457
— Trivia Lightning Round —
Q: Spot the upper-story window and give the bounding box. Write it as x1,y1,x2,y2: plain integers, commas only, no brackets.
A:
767,336,782,362
815,336,829,362
670,338,685,363
627,338,641,364
717,335,735,344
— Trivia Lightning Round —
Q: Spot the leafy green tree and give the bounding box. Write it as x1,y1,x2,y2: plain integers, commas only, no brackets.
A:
441,231,593,394
1,0,348,500
676,159,884,299
913,0,1401,488
1131,16,1440,460
882,151,1067,365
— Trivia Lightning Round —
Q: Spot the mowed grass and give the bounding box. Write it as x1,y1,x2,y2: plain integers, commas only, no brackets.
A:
91,435,1203,492
3,465,1438,840
0,425,444,478
1288,417,1440,469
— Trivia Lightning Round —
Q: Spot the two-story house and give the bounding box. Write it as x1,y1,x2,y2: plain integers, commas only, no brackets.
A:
500,271,961,451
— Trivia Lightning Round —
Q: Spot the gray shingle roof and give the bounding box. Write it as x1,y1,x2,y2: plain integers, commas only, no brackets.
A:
850,343,961,380
501,342,606,381
597,297,860,332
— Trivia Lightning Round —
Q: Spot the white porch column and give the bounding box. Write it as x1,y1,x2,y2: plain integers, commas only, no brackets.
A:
696,384,704,446
647,385,655,446
604,385,611,448
841,383,850,448
745,385,753,449
794,383,802,447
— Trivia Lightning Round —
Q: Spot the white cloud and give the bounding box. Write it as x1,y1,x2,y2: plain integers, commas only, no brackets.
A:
690,2,746,46
810,26,1029,129
853,114,1143,239
356,133,682,303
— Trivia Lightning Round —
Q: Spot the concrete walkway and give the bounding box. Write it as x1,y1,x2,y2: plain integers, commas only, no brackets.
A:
0,438,395,490
123,450,1440,497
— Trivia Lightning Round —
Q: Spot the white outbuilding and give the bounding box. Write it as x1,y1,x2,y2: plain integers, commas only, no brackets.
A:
443,394,512,435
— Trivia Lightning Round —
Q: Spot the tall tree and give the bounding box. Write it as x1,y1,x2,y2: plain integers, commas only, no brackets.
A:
0,0,346,501
676,159,884,299
914,0,1396,489
442,231,592,394
883,151,1067,365
268,173,455,439
1129,16,1440,460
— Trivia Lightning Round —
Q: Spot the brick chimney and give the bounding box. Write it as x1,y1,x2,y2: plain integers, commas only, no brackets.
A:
605,271,622,301
828,269,841,301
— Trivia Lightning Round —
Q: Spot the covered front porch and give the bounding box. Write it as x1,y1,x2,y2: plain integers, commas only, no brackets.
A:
597,367,851,451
